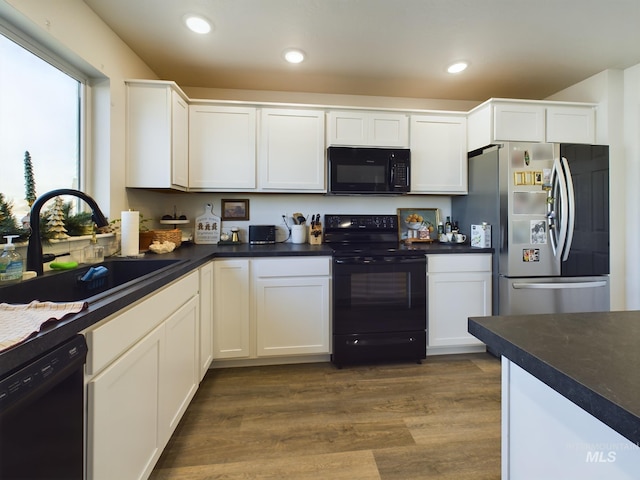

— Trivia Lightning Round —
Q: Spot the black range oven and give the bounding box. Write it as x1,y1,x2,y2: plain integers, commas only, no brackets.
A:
325,214,426,367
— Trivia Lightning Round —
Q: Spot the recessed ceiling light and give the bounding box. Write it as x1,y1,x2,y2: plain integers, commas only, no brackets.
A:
184,14,212,34
283,49,305,64
447,61,468,74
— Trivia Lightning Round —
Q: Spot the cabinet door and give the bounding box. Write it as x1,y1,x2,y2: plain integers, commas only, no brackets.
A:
255,276,330,356
369,112,409,147
327,111,368,145
259,108,325,191
189,105,256,190
428,271,490,348
126,82,188,190
493,103,545,143
88,324,164,480
545,106,595,144
410,115,467,193
171,90,189,188
198,261,214,379
160,295,199,442
213,259,250,358
328,110,409,147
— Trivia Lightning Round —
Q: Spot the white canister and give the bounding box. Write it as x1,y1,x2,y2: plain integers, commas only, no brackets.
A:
291,225,306,244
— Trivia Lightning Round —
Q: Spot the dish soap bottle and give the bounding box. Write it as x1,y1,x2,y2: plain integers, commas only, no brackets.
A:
84,230,104,264
0,235,24,284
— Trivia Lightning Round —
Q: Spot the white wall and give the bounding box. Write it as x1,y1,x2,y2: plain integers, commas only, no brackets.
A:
546,69,628,311
623,65,640,310
126,190,454,244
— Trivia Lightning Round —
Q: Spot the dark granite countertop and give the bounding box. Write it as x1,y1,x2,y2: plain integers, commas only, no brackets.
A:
0,241,491,378
469,311,640,445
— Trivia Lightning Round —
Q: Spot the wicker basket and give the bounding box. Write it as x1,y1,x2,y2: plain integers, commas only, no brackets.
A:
152,229,182,248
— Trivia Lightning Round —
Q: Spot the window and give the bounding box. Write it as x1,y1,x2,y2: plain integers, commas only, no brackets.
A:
0,30,83,224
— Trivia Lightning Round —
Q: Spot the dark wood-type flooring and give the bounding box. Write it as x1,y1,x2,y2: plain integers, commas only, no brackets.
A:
150,353,501,479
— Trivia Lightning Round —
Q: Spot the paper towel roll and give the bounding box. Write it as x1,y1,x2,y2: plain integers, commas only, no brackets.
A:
121,211,139,256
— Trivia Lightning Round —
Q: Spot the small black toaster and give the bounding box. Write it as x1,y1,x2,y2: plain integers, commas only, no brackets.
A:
249,225,276,244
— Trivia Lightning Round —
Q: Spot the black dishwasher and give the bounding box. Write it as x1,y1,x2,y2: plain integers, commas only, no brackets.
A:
0,334,87,480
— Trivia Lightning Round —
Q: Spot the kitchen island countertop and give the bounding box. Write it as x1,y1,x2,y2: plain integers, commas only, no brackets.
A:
1,241,491,377
469,311,640,445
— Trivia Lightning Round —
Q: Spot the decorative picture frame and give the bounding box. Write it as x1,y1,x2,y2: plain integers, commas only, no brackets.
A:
221,199,250,220
397,208,439,241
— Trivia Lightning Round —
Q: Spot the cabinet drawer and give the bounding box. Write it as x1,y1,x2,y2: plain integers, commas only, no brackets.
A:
85,271,199,376
252,257,331,277
427,254,491,273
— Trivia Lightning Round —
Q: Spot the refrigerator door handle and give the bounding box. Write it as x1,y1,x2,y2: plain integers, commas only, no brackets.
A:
549,156,568,261
561,156,576,262
512,281,608,290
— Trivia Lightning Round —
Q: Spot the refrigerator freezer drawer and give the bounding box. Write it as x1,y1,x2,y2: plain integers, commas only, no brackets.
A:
511,280,608,290
499,276,610,315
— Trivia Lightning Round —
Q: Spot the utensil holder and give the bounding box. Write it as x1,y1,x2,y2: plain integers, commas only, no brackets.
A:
291,225,306,244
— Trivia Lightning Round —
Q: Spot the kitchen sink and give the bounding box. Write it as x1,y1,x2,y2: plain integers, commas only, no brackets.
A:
0,257,187,304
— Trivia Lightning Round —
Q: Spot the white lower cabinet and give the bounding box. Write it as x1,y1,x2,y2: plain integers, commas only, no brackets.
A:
85,271,200,480
198,261,214,379
212,259,251,359
253,258,330,356
161,296,199,439
427,254,491,354
212,257,331,361
88,323,164,480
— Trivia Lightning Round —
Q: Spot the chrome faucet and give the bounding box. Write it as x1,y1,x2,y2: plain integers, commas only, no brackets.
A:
27,189,109,275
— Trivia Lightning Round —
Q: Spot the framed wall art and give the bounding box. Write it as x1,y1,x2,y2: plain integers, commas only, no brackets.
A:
221,199,250,221
397,208,439,241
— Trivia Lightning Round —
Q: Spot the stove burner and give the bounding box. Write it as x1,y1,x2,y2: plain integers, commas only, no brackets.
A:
324,214,418,256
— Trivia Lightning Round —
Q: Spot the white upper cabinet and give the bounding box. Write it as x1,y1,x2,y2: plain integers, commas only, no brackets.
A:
189,105,257,190
328,110,409,147
409,114,468,194
126,81,189,190
259,108,326,192
467,99,596,151
493,103,546,143
545,105,596,144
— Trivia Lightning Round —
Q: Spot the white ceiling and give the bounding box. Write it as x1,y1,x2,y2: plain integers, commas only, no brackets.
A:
84,0,640,101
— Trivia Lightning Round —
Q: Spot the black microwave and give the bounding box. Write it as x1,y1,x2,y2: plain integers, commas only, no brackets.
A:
327,146,410,194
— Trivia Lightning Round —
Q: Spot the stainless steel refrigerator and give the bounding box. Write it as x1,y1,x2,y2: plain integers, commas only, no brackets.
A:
452,142,610,315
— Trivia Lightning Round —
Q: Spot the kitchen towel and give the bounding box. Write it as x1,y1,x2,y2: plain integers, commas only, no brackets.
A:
121,210,140,256
0,301,88,351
